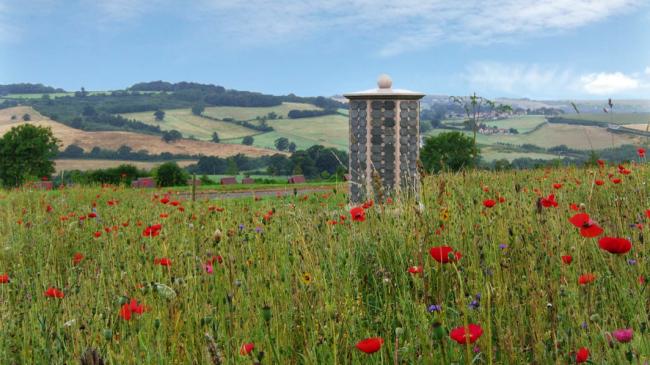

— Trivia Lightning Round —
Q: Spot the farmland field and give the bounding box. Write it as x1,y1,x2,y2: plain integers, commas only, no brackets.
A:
0,164,647,364
426,123,642,150
554,113,650,125
120,109,257,140
202,102,321,121
443,116,547,134
0,107,280,158
233,114,349,150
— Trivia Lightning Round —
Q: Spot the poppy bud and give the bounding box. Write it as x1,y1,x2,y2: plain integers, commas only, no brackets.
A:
395,327,404,337
213,229,222,243
154,318,161,330
262,304,272,323
432,322,445,340
103,328,113,341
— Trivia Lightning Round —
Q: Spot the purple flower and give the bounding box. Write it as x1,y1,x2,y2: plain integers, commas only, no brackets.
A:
238,224,245,231
475,293,481,300
627,259,637,265
428,304,442,313
469,300,480,310
581,322,588,330
499,244,507,250
255,227,263,233
612,328,633,343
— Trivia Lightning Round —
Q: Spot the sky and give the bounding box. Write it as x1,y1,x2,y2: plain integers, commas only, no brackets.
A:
1,0,649,99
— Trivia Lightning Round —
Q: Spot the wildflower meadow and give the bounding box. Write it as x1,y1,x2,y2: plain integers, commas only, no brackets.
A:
0,160,648,364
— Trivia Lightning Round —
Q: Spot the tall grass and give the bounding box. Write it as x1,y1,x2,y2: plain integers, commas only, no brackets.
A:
0,163,648,364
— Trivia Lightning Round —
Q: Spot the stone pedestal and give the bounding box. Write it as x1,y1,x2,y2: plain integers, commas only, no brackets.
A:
344,75,424,203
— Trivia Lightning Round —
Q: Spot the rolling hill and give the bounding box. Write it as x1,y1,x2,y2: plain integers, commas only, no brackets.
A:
0,106,281,157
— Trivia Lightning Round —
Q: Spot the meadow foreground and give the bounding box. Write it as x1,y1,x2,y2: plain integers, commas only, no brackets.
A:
0,163,648,364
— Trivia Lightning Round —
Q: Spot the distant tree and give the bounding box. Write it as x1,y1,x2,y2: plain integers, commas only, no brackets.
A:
226,158,239,175
242,136,254,145
162,130,182,143
0,124,59,187
267,112,278,120
211,132,220,143
191,104,205,116
82,106,97,117
274,137,289,151
154,162,188,187
288,142,297,153
22,113,31,121
10,115,16,120
61,144,84,158
420,131,478,173
116,145,133,159
493,159,511,171
154,110,165,121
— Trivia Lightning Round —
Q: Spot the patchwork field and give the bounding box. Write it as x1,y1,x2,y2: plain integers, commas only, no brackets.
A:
0,107,280,157
0,165,647,363
120,109,257,140
54,159,197,173
427,123,642,150
202,102,320,121
226,114,349,150
444,115,547,133
557,113,650,125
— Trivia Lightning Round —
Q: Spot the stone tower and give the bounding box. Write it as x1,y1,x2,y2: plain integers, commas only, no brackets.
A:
344,75,425,203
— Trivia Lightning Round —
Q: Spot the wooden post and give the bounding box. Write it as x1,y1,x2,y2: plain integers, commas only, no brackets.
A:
192,173,196,202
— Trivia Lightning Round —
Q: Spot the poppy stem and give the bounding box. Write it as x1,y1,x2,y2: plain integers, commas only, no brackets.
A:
452,263,472,365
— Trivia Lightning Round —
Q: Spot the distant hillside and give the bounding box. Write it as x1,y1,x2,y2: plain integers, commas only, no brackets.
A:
0,83,66,96
0,107,281,158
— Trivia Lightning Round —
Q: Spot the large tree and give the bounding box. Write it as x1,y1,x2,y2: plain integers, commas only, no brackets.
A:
0,124,59,187
420,131,478,173
274,137,289,151
154,110,165,121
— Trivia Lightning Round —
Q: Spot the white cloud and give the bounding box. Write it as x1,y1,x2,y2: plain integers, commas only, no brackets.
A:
463,62,574,97
91,0,166,22
462,62,649,98
580,72,640,94
195,0,642,56
645,66,650,76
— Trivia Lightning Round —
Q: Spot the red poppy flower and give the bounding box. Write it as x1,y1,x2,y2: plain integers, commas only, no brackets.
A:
598,237,631,254
597,159,605,167
645,209,650,219
350,207,366,222
120,298,146,320
483,199,496,208
170,201,180,206
143,224,162,237
154,257,172,266
160,198,170,204
574,347,589,363
362,200,374,209
638,148,646,158
0,273,9,284
240,343,255,355
449,324,483,345
578,273,596,285
355,337,383,354
595,179,604,186
46,204,53,213
561,255,572,265
429,246,462,263
541,194,558,208
88,212,97,218
498,196,506,203
93,231,102,238
44,287,65,298
568,213,603,238
569,203,579,211
407,266,423,274
553,183,562,189
73,253,84,265
611,178,622,184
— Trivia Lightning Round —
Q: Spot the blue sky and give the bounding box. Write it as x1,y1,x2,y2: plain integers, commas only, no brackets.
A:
1,0,649,99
